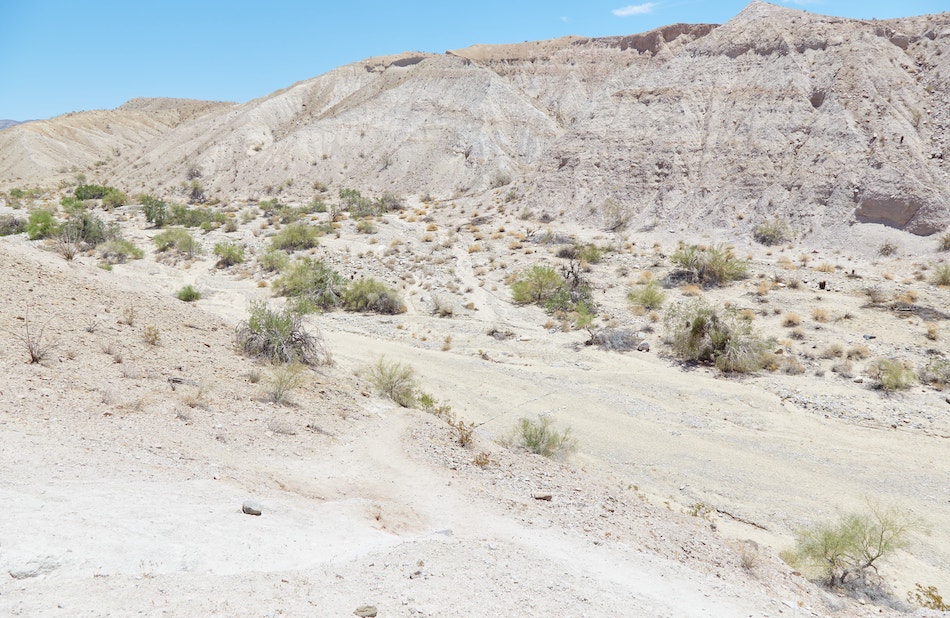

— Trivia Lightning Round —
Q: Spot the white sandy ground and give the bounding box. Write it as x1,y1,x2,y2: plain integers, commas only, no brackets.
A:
0,197,948,616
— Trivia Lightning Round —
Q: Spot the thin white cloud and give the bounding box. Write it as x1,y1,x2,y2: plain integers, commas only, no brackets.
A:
612,3,658,17
561,15,570,23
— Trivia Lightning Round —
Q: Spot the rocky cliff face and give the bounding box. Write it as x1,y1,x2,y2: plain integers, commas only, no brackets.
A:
2,1,948,235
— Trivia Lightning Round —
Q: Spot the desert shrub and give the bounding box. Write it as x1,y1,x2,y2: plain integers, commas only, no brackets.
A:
273,258,344,310
670,243,748,286
140,194,168,227
782,313,801,327
270,222,320,251
337,188,401,218
511,416,576,459
6,307,57,364
143,325,160,346
356,218,377,234
918,359,950,389
167,202,225,229
510,264,564,304
25,209,59,239
176,285,201,302
364,356,417,407
258,246,290,272
664,299,772,372
782,504,917,602
235,301,330,365
101,187,128,209
627,280,666,310
97,239,143,264
932,264,950,286
878,241,898,256
153,228,200,256
753,218,792,246
576,243,604,264
780,356,806,375
588,328,640,351
60,211,116,247
908,584,949,611
938,233,950,252
213,242,245,267
268,362,306,405
0,214,25,235
73,184,109,200
342,278,406,314
869,358,917,392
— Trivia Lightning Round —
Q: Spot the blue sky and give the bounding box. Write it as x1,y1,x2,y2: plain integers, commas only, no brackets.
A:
0,0,944,120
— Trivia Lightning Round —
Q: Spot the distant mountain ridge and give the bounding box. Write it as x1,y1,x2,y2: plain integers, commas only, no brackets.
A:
0,120,26,131
1,0,948,236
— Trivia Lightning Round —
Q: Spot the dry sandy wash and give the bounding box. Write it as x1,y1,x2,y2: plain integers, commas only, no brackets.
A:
0,184,948,617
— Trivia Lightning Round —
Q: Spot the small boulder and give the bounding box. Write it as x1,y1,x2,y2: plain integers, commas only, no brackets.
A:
354,605,378,617
242,501,263,516
531,492,553,501
637,340,650,352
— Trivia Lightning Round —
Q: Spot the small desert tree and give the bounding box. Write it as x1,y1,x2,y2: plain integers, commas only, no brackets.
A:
783,503,918,601
510,264,564,304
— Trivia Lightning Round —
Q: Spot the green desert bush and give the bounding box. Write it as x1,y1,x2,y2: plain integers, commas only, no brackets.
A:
73,184,109,200
753,218,792,246
140,194,168,227
932,263,950,286
868,358,917,392
25,209,59,239
61,211,116,247
670,243,748,286
270,222,320,251
97,239,143,264
782,503,917,602
101,187,128,209
510,264,565,304
167,202,225,229
213,241,245,267
153,228,200,256
176,285,201,302
273,258,344,311
259,246,290,272
664,299,772,372
576,243,605,264
343,278,406,314
510,416,577,459
235,301,330,365
627,280,666,310
363,355,417,407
